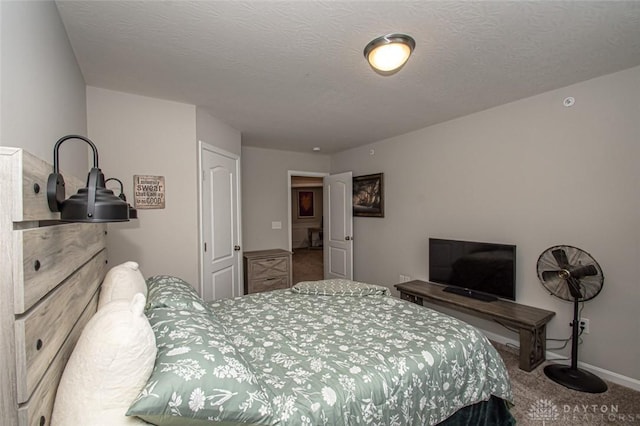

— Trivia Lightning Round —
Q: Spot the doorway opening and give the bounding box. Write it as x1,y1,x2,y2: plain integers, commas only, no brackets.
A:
288,171,327,284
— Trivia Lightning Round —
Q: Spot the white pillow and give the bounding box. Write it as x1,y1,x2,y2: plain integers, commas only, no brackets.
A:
99,261,147,309
52,293,156,426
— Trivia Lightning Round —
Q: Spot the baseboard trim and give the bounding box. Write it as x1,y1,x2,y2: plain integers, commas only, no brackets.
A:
481,329,640,392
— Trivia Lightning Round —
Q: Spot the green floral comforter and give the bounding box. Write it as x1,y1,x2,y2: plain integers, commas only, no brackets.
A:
129,277,513,425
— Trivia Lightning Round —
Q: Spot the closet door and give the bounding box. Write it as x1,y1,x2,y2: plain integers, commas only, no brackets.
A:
200,142,242,301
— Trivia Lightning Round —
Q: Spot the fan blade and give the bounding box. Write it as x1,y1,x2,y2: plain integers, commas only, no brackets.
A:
541,270,562,281
552,248,570,269
570,264,598,279
566,277,584,299
578,275,604,301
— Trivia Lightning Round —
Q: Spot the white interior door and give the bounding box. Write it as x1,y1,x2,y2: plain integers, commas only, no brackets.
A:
199,142,242,301
323,171,353,280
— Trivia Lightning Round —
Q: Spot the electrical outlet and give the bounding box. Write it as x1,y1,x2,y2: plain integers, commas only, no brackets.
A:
579,318,590,334
399,274,411,283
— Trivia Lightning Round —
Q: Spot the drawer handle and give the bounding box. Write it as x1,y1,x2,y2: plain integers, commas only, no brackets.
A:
39,416,46,426
265,277,277,281
34,260,41,271
33,183,41,194
36,338,43,351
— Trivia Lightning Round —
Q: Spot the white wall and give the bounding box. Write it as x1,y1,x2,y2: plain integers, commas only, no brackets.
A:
331,66,640,381
87,87,199,284
0,1,88,177
196,107,241,156
242,147,330,251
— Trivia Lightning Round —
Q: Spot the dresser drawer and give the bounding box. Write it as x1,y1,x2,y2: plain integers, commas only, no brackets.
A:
248,276,290,293
400,291,423,306
250,257,289,279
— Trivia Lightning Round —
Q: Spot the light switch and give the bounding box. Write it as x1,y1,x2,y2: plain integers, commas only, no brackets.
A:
271,221,282,229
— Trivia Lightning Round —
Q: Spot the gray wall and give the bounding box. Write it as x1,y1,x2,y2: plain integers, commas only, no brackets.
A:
87,87,199,284
331,66,640,381
196,108,242,157
0,1,88,177
87,88,242,286
241,147,330,251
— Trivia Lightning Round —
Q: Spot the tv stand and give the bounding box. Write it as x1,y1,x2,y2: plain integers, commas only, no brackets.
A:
443,286,497,302
395,280,555,372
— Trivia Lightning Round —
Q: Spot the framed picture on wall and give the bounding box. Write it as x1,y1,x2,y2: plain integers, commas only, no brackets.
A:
297,191,314,218
353,173,384,217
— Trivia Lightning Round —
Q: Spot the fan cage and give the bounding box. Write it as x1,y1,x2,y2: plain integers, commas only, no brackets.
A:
536,245,603,302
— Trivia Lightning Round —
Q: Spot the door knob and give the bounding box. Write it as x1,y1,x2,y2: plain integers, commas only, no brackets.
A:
234,245,241,251
345,236,353,241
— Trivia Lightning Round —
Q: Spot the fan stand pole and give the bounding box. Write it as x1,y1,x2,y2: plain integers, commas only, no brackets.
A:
543,296,608,393
569,294,580,370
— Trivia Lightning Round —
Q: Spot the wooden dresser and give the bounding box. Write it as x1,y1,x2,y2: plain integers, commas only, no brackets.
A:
243,249,292,294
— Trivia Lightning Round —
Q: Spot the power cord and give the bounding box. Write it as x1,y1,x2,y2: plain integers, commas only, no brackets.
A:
494,313,584,352
494,301,587,362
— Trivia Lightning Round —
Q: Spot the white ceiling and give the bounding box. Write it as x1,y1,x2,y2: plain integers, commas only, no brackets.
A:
56,1,640,154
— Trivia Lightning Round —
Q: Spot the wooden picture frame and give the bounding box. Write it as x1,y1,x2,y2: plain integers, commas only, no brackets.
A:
353,173,384,217
297,190,314,218
133,175,165,209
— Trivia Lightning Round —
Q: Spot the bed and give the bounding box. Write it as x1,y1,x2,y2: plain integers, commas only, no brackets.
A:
1,147,514,426
121,276,514,425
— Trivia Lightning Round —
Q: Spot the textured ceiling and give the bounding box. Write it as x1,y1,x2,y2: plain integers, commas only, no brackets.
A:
55,1,640,154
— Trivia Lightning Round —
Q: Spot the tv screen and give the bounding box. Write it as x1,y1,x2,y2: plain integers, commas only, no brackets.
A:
429,238,516,301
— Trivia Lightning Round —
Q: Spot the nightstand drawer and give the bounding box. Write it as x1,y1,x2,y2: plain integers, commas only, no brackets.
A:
248,276,289,293
250,257,289,279
400,292,423,305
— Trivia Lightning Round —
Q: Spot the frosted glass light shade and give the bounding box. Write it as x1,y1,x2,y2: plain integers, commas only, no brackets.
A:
364,34,415,74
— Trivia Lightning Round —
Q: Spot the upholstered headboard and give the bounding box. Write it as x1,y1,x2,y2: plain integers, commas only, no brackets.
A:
0,147,108,425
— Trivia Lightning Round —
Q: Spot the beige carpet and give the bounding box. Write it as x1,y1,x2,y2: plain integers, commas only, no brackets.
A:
292,248,323,284
493,342,640,425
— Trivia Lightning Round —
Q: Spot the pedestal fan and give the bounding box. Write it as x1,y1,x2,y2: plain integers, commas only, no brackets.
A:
536,245,607,393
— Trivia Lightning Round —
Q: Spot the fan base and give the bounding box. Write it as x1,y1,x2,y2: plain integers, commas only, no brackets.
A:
544,364,608,393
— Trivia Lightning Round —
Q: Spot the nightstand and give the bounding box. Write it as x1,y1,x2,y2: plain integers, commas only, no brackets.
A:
243,249,292,294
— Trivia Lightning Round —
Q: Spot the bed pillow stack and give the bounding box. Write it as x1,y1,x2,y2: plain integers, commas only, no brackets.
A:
144,274,211,313
292,278,390,296
52,262,156,426
98,261,148,309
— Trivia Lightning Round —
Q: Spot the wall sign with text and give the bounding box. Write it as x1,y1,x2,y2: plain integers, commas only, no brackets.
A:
134,175,165,209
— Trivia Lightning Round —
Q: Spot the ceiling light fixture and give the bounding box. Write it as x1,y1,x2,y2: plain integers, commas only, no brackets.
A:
364,33,415,75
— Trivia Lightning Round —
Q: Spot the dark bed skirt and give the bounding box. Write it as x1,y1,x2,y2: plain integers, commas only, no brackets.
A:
136,396,514,426
440,396,515,426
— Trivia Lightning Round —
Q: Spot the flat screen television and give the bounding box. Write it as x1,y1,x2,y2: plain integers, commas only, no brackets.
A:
429,238,516,302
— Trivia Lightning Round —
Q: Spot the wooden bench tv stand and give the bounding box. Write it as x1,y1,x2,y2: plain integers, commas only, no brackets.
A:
395,280,555,372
